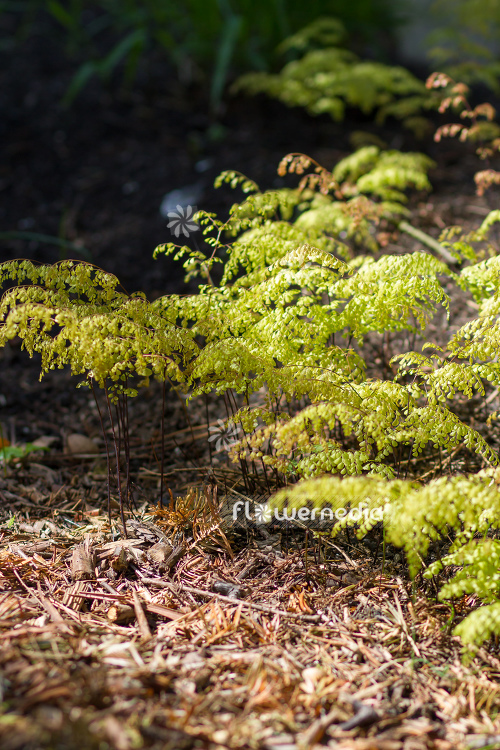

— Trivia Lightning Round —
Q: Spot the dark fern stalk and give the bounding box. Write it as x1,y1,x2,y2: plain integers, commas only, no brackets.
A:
223,390,250,494
90,378,112,527
104,383,127,538
205,393,213,468
114,400,123,502
159,369,167,510
119,389,133,510
166,373,197,449
244,389,272,495
228,387,259,489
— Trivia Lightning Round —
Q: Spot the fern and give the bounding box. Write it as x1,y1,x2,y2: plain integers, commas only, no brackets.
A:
427,0,500,92
268,473,500,649
235,18,435,134
0,260,196,391
332,147,434,202
426,538,500,604
3,134,500,653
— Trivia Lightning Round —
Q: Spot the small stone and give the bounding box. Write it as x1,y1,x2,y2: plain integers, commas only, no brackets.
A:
66,434,99,455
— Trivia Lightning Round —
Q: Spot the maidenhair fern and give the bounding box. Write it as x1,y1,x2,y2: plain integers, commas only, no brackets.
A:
427,0,500,93
234,18,435,134
0,260,196,391
3,129,500,652
268,474,500,569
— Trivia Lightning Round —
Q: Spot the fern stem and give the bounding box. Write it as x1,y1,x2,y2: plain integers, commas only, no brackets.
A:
0,422,7,478
159,371,166,509
224,391,251,493
115,401,123,497
104,384,127,539
398,220,456,265
90,379,112,527
166,373,196,447
118,390,133,511
380,530,386,594
205,393,213,467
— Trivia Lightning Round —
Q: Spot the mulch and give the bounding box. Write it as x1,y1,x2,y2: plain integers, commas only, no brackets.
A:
2,488,500,750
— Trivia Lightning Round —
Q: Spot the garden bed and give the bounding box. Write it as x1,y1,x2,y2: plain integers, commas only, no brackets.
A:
3,13,500,750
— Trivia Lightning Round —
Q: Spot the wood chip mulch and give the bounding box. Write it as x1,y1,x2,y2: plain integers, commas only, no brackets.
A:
2,487,500,750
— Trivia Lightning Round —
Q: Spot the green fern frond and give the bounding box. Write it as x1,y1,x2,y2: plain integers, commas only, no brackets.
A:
453,603,500,648
235,48,429,125
426,538,500,603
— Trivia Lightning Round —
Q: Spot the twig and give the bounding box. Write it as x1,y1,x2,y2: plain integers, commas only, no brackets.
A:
132,590,152,639
140,577,321,622
327,542,359,569
398,220,457,265
298,705,341,749
417,444,462,481
36,587,66,624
